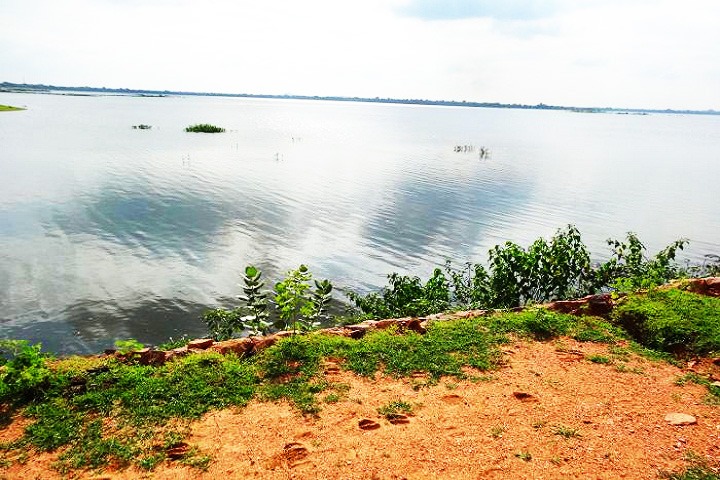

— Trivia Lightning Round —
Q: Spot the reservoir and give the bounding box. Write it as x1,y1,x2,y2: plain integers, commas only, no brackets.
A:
1,92,718,353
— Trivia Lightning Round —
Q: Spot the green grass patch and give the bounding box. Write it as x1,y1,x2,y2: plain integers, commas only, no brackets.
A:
487,309,622,344
675,373,720,405
0,104,24,111
377,400,414,420
185,123,225,133
612,289,720,356
586,354,612,364
661,465,720,480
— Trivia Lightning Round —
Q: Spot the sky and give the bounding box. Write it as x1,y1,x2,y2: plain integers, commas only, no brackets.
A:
1,0,719,110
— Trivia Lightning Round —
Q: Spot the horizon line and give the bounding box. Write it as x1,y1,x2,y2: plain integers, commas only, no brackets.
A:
1,81,718,115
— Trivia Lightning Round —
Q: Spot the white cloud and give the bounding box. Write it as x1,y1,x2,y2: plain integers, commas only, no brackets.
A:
1,0,718,109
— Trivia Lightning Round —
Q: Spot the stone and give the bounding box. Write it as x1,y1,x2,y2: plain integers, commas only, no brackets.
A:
548,299,585,314
374,319,398,330
404,318,426,334
171,346,190,357
187,338,213,350
319,327,354,337
346,324,371,339
139,349,167,366
586,293,614,316
664,413,697,426
211,338,253,356
710,381,720,388
250,334,277,352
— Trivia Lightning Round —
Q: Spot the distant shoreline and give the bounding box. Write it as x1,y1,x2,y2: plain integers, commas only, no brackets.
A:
2,81,718,116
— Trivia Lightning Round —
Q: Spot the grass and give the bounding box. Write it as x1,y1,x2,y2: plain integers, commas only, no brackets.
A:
586,354,612,364
185,123,225,133
675,372,720,405
0,104,24,111
611,289,720,356
2,284,719,475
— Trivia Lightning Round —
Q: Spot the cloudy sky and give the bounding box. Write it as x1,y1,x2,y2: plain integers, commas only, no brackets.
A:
1,0,719,110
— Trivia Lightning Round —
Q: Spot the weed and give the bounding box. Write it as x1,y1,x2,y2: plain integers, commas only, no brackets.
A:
138,453,165,470
489,425,506,438
179,447,212,471
675,373,720,404
587,355,612,364
377,400,414,420
0,341,53,404
615,363,644,374
553,425,581,439
323,393,340,403
156,335,190,350
515,451,532,462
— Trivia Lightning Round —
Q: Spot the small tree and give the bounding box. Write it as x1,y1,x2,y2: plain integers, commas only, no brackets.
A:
274,265,333,332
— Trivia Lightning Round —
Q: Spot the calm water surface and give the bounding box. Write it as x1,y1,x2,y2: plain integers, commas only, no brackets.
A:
1,92,719,353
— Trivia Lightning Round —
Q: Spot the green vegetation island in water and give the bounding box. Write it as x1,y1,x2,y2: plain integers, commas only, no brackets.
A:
0,104,24,111
185,123,225,133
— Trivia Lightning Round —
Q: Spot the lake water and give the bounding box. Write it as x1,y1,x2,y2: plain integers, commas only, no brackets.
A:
1,92,719,354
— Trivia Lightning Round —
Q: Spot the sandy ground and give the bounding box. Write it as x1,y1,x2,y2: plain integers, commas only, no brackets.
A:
2,338,720,480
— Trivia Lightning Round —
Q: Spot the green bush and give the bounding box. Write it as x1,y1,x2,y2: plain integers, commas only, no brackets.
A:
0,340,53,404
348,225,695,318
611,289,720,355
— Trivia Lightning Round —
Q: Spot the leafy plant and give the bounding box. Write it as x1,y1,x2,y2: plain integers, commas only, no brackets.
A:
346,268,450,318
203,308,243,341
310,279,333,325
347,225,694,318
274,265,332,332
597,233,688,291
377,400,414,420
239,265,272,336
488,225,595,307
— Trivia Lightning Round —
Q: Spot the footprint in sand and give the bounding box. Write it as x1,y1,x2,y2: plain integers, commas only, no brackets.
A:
441,394,465,405
283,442,310,468
358,419,381,430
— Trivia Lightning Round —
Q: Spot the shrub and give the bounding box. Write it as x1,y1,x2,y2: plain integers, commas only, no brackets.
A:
0,340,52,404
348,225,693,318
204,265,333,339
